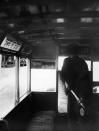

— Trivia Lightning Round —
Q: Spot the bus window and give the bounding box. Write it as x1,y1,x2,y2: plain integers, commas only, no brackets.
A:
58,56,68,113
93,62,99,93
93,62,99,82
86,60,91,71
0,54,15,118
31,60,56,92
58,56,68,71
19,57,28,101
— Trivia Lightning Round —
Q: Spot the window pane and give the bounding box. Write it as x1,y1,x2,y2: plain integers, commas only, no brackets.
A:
19,58,28,101
93,62,99,81
31,69,56,92
86,60,91,71
58,56,68,71
0,54,15,118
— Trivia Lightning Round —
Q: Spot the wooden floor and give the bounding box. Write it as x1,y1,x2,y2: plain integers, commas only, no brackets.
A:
26,110,55,131
54,113,99,131
6,110,99,131
25,110,99,131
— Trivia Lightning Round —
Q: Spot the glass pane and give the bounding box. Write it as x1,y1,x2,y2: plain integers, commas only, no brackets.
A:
93,62,99,81
0,54,15,118
58,56,68,71
86,60,91,71
19,58,28,101
31,69,56,92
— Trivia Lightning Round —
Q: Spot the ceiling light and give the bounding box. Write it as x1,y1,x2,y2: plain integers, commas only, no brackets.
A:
58,37,65,39
8,23,15,28
57,32,64,35
55,27,64,30
83,8,93,11
56,18,65,23
28,5,39,14
18,30,25,34
80,18,93,23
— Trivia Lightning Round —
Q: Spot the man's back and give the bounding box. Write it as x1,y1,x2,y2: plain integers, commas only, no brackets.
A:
61,56,92,99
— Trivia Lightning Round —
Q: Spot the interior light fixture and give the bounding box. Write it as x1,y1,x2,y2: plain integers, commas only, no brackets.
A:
57,32,64,35
80,17,93,23
56,18,65,23
18,30,25,34
8,23,15,28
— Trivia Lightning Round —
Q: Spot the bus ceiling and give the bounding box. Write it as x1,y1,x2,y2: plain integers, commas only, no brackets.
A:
0,1,99,59
0,33,99,60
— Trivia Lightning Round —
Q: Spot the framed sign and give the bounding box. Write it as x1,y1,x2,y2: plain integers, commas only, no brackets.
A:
1,36,21,52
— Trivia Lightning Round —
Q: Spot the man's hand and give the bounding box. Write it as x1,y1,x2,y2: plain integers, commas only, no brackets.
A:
65,82,70,95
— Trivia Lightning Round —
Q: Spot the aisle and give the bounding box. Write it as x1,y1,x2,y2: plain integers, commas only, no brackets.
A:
18,110,99,131
27,110,56,131
54,113,99,131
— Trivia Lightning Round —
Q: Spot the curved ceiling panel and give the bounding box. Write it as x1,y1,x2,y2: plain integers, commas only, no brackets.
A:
0,0,99,59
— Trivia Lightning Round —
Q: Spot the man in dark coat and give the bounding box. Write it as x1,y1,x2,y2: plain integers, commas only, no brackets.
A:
60,43,92,118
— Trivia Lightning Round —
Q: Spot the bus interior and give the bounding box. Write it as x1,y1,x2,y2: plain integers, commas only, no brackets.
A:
0,0,99,131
